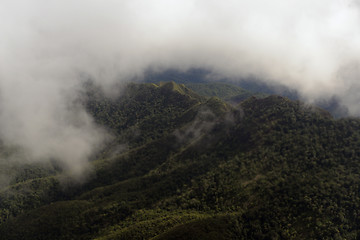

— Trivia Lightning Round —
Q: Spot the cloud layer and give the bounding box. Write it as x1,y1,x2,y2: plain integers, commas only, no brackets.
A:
1,0,360,173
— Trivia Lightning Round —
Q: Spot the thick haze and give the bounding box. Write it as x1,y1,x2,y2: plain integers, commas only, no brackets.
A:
1,0,360,174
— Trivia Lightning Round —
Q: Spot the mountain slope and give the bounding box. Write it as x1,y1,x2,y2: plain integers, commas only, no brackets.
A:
0,82,359,239
185,82,267,104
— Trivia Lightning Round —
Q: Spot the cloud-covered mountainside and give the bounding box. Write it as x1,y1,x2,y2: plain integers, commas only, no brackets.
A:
0,82,359,239
2,0,360,175
1,1,360,238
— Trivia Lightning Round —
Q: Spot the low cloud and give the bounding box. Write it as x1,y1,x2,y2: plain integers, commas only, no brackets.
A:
174,108,217,145
1,0,360,177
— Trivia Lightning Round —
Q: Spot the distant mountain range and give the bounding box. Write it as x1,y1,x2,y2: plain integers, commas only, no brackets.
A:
0,80,359,239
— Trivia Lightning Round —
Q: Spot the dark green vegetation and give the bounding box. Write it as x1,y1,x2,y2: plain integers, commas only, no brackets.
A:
0,81,359,239
145,69,349,117
185,82,267,104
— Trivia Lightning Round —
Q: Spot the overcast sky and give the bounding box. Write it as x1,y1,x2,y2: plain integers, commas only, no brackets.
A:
1,0,360,175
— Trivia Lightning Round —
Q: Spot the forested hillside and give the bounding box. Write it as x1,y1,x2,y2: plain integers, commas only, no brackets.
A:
0,82,359,239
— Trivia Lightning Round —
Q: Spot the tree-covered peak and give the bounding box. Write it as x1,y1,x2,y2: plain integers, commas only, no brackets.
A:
0,81,359,239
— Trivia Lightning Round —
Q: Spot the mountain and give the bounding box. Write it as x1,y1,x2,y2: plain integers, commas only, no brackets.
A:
144,69,349,118
184,82,267,104
0,81,359,239
143,68,210,84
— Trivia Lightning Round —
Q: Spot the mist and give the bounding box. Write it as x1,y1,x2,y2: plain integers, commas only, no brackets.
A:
1,0,360,176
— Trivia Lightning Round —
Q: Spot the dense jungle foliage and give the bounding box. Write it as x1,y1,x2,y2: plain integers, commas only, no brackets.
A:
0,81,359,239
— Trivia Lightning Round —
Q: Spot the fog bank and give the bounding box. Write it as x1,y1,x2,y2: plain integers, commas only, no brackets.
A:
1,0,360,175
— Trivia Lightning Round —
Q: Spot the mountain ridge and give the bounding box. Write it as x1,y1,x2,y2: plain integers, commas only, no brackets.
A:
0,81,359,239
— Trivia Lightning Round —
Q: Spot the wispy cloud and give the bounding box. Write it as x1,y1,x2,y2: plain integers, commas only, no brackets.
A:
1,0,360,176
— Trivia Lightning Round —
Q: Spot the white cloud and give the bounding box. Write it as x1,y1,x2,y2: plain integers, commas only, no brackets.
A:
1,0,360,175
